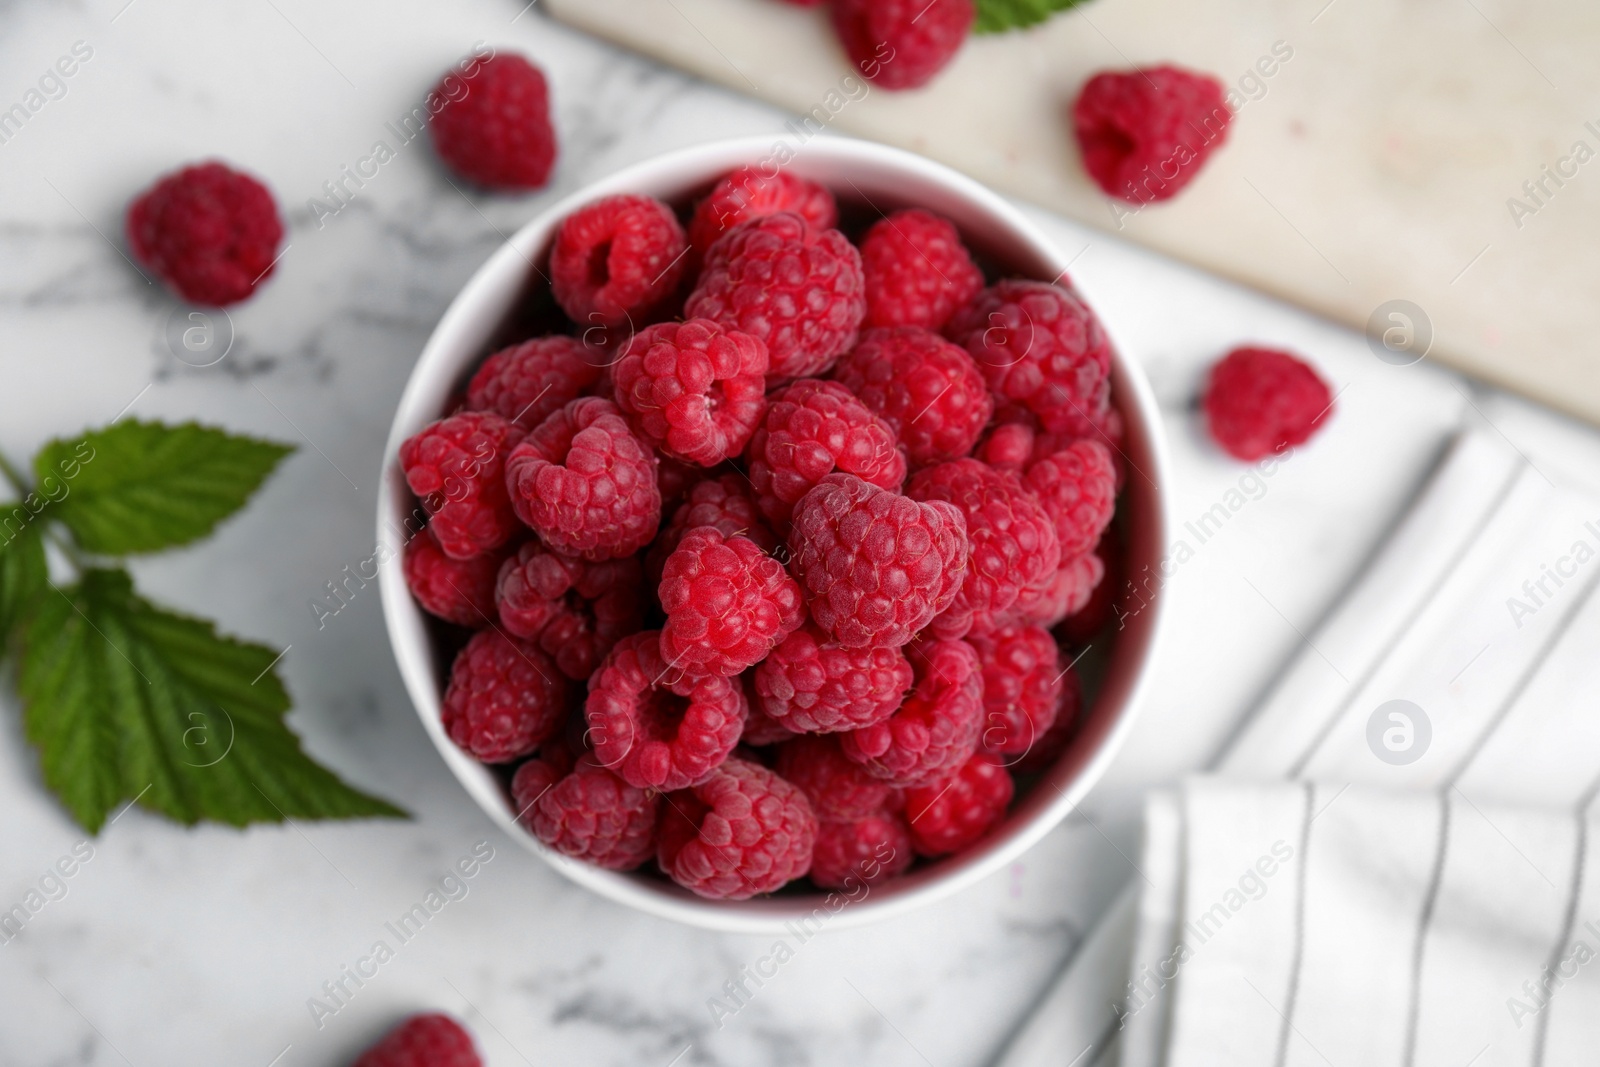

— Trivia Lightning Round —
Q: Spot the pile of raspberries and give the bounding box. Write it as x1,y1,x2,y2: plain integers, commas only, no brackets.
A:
400,166,1126,900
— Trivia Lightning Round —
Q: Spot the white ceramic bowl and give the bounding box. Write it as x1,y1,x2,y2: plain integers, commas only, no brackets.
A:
377,135,1170,933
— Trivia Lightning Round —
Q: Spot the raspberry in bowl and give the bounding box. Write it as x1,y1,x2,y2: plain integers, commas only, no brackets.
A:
378,137,1170,932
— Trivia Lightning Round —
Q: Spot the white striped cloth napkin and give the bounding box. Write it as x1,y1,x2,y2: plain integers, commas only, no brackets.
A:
996,427,1600,1067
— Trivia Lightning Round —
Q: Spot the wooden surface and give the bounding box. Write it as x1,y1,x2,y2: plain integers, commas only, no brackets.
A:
546,0,1600,425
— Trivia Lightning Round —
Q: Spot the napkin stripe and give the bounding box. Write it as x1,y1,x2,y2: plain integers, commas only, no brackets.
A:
1272,782,1315,1067
1400,793,1451,1067
1532,807,1589,1066
1285,459,1526,779
1443,567,1600,784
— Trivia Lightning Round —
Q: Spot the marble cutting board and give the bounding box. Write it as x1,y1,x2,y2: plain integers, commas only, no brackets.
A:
545,0,1600,426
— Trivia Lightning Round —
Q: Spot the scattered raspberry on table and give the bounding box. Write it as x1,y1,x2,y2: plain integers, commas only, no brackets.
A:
125,161,283,306
353,1012,482,1067
830,0,975,90
429,53,557,191
1072,65,1232,204
1203,345,1333,460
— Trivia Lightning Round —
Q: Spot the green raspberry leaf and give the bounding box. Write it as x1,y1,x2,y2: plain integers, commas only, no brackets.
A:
20,568,405,833
35,421,294,556
973,0,1092,34
0,517,48,656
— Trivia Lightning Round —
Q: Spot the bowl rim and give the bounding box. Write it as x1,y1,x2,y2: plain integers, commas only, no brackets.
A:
376,133,1172,934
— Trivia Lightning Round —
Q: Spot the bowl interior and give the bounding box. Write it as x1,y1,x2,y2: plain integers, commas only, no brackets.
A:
377,135,1169,933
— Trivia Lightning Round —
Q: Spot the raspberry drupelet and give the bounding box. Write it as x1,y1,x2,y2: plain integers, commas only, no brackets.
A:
584,631,747,791
504,397,661,561
788,473,968,649
966,623,1066,757
658,527,803,677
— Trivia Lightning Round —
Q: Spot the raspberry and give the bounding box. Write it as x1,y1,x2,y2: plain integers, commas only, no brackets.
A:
790,474,967,649
976,422,1037,472
125,161,283,306
685,212,865,380
840,637,984,784
429,53,557,191
659,527,803,677
775,734,891,820
647,473,778,587
907,459,1061,637
504,398,661,561
830,0,974,90
495,541,643,681
1072,65,1231,204
441,630,568,763
1203,346,1333,460
904,753,1013,856
1024,440,1117,558
656,757,816,899
745,379,907,532
688,167,838,257
403,528,506,626
585,631,747,790
527,758,660,870
612,319,769,466
1014,667,1084,774
466,336,604,431
810,811,914,890
833,327,993,467
966,624,1064,757
1060,532,1119,643
859,210,983,330
550,195,688,329
353,1013,482,1067
1006,549,1104,628
753,625,912,733
400,412,524,560
947,280,1113,438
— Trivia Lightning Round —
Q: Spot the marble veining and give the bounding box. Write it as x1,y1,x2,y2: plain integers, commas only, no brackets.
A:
2,1,1588,1064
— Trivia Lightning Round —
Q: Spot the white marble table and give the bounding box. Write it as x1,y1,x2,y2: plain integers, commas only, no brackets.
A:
0,2,1585,1064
